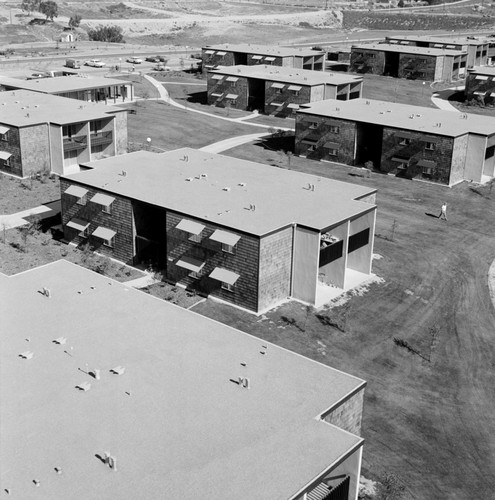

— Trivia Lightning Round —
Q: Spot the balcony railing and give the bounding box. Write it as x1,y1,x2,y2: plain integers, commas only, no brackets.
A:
90,131,113,147
63,136,87,152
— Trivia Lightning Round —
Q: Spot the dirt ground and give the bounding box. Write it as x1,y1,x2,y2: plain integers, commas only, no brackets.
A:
190,142,495,499
0,174,60,214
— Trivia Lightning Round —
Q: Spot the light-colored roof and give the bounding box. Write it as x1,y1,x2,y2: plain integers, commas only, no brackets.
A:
468,65,495,77
298,98,495,138
204,43,325,57
1,260,365,500
0,89,119,127
352,43,464,57
64,148,376,236
209,65,362,86
0,75,130,94
385,35,488,47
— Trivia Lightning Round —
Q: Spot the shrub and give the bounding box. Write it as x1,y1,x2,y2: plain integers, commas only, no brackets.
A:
88,25,124,43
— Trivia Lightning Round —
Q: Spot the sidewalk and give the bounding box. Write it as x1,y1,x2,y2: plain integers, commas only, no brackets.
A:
0,204,55,230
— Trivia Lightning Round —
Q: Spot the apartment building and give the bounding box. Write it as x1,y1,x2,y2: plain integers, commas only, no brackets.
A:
384,35,489,69
202,43,326,73
295,98,495,186
60,148,376,313
207,65,363,117
350,43,466,81
0,90,127,177
1,259,367,500
0,75,133,103
465,66,495,104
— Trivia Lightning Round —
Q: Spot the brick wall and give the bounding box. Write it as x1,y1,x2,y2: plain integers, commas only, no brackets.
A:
202,49,235,72
258,226,293,311
295,114,356,165
397,53,436,81
321,388,365,436
265,81,311,117
60,179,135,263
207,73,249,110
465,73,495,104
113,112,128,155
0,126,22,177
165,211,261,312
381,127,454,184
20,124,51,177
350,49,385,75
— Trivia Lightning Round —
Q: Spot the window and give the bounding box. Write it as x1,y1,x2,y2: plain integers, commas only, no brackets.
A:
327,148,338,156
293,90,299,96
230,99,237,106
399,138,411,145
79,227,89,239
77,194,87,206
329,125,340,134
422,166,434,177
222,282,234,292
348,228,370,253
308,145,316,152
90,120,102,134
104,236,114,248
102,203,112,215
425,142,435,151
222,242,235,254
0,132,8,141
189,270,201,280
3,157,11,167
485,145,495,160
419,58,427,64
309,122,318,129
276,88,283,94
189,232,202,243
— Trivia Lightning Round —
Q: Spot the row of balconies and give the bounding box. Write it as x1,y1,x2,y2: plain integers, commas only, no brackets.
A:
63,131,113,152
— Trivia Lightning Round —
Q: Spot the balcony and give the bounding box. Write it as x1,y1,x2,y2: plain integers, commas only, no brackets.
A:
90,131,113,147
63,136,87,152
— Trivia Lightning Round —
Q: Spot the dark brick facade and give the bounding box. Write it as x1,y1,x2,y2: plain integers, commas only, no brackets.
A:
295,112,456,184
0,126,22,176
321,388,365,436
61,179,135,264
398,53,436,81
264,80,312,118
207,73,249,111
295,114,357,165
381,127,454,184
350,49,385,75
465,72,495,104
165,211,261,312
258,226,293,311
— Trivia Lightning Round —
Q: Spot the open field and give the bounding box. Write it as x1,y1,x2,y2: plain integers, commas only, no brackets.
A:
190,142,495,499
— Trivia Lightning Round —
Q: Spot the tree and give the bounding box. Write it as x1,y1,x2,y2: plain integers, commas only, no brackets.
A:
39,0,58,21
21,0,40,15
69,14,82,29
398,0,405,6
88,25,125,43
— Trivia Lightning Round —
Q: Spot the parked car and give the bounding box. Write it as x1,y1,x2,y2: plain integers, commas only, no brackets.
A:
145,55,161,63
154,64,171,71
85,59,105,67
65,58,81,69
127,56,143,64
156,55,168,62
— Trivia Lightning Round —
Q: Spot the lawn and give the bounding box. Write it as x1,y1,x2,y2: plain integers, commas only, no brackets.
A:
189,140,495,499
122,99,268,151
0,173,60,214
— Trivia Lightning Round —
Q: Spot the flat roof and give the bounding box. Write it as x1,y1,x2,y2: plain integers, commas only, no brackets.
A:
352,43,464,56
209,65,362,86
385,35,487,47
0,75,130,94
64,148,376,236
1,260,365,499
468,65,495,76
298,98,495,137
204,43,325,57
0,89,121,127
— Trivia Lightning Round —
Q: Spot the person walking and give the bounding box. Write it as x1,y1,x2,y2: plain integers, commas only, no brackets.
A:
439,202,448,221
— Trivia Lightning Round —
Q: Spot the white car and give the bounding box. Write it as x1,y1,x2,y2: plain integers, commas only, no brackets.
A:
85,59,105,68
127,56,143,64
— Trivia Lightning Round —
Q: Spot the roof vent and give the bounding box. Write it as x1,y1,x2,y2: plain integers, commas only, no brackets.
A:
238,376,250,389
416,114,421,117
120,170,127,176
185,177,193,181
238,182,246,187
223,187,231,191
200,173,207,178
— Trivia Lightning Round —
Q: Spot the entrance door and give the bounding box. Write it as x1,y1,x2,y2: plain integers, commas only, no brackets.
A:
355,123,383,169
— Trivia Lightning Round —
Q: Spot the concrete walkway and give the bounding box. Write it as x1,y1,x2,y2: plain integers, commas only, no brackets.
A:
431,84,465,112
199,132,271,154
143,74,293,131
0,205,55,230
